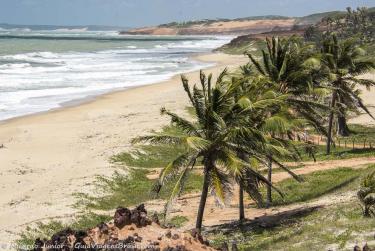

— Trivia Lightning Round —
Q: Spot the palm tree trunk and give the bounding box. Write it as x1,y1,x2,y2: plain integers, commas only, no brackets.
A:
195,162,211,232
237,151,248,220
338,114,350,136
327,91,337,155
239,183,245,221
266,157,272,208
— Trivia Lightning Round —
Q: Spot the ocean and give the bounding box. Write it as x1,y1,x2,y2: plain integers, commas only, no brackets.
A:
0,30,232,120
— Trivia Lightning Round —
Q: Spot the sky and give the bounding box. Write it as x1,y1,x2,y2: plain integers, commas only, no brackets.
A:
0,0,374,28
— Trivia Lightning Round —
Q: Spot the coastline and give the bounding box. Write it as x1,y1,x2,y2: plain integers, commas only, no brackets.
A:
0,52,216,125
0,52,248,243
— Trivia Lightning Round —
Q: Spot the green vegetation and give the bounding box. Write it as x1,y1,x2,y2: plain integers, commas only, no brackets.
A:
169,215,190,228
295,11,345,25
337,124,375,144
111,125,186,168
74,168,203,211
208,166,375,251
358,170,375,216
17,212,112,247
158,16,291,28
208,201,375,251
216,38,266,55
18,8,375,247
262,167,368,206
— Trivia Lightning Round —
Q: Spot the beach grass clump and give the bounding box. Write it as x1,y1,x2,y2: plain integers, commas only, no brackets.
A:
261,167,373,206
169,215,189,228
338,124,375,144
207,200,375,251
74,168,203,211
111,125,187,169
304,145,375,161
17,212,111,247
111,144,186,169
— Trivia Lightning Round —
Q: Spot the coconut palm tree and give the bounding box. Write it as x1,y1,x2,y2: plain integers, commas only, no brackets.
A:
247,36,328,135
133,70,282,232
320,35,375,154
246,36,328,201
225,71,303,216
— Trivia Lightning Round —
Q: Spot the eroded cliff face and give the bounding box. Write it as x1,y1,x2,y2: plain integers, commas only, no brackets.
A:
121,19,296,35
32,205,217,251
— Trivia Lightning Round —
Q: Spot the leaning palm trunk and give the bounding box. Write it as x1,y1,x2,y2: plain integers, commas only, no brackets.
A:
237,151,249,220
337,113,350,136
266,156,272,208
195,159,212,232
239,183,245,221
327,90,337,154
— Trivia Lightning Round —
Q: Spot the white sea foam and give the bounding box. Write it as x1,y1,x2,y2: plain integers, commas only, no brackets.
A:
0,32,232,120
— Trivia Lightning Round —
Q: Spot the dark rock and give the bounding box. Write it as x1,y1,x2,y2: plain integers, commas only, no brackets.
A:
33,238,44,251
162,246,186,251
363,243,371,251
114,207,131,229
151,213,160,225
97,222,109,234
135,236,143,242
165,230,172,238
172,234,180,240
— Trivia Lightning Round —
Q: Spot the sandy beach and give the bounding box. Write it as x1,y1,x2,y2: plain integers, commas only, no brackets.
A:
0,51,374,244
0,53,248,243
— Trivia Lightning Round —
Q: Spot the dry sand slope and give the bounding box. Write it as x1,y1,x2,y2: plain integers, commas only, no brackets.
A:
0,53,248,243
350,73,375,125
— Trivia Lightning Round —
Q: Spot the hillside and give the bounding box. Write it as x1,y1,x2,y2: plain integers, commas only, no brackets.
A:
122,18,296,35
120,11,344,36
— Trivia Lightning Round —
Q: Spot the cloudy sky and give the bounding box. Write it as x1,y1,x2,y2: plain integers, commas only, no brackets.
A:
0,0,374,27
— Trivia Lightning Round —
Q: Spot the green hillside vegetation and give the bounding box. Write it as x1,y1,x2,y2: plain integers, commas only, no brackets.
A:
295,11,345,25
158,15,292,28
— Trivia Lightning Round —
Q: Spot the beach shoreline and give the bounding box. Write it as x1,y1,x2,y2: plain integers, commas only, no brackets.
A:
0,52,217,125
0,52,248,243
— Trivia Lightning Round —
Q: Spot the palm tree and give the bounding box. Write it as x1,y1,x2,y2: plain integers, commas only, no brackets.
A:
247,36,328,134
246,36,328,201
320,35,375,154
226,71,303,216
133,70,281,232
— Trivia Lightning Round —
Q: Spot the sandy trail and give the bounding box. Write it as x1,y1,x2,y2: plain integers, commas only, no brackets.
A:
0,53,248,243
145,157,375,229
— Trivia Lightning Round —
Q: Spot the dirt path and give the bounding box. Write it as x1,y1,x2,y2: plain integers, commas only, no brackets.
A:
145,157,375,229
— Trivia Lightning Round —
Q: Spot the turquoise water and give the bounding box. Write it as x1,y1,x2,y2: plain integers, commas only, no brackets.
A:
0,30,231,120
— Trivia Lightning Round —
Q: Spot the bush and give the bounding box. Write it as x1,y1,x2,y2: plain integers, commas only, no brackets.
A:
358,171,375,216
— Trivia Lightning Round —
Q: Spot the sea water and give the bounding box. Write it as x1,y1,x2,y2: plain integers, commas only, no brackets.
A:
0,30,232,120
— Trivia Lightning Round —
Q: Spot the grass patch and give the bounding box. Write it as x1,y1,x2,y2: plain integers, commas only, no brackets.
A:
112,144,186,169
216,38,266,55
265,166,375,207
75,168,203,211
283,143,375,163
337,124,375,145
169,215,189,228
20,169,202,244
16,212,111,247
303,145,375,161
111,125,187,169
208,200,375,251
